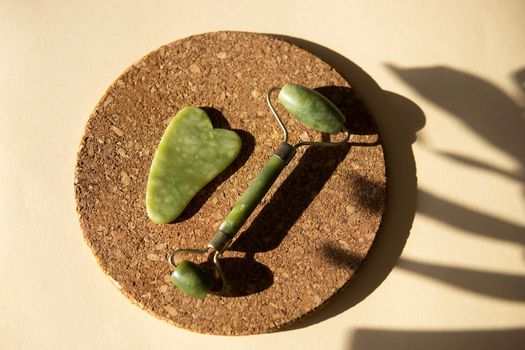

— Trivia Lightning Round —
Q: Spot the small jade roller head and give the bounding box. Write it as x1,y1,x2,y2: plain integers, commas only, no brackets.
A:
170,259,213,299
168,248,224,299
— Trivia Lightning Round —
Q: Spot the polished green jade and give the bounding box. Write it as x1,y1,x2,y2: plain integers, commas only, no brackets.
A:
171,260,212,299
146,107,241,224
219,155,287,237
278,83,346,134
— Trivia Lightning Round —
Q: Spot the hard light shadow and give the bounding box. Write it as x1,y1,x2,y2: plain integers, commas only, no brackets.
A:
230,86,370,254
398,258,525,301
214,257,274,297
272,35,424,329
418,190,525,245
320,241,364,268
230,141,351,254
514,67,525,98
387,64,525,255
435,151,522,183
387,64,525,167
350,328,525,350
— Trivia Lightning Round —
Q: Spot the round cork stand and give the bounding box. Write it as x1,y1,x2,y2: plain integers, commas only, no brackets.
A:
75,31,386,335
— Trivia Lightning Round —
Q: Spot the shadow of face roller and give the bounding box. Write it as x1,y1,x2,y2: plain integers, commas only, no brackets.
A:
230,85,376,255
215,257,274,297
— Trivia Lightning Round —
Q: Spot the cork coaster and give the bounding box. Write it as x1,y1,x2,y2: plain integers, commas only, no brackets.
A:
75,31,386,335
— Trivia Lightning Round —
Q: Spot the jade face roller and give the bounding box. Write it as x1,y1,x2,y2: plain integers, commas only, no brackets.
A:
169,83,350,299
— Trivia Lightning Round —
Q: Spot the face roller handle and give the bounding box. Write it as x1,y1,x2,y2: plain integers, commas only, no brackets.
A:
208,84,349,253
208,142,296,252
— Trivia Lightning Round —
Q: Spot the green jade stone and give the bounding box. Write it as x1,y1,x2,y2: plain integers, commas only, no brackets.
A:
219,155,287,237
171,260,212,299
278,83,346,134
146,107,241,224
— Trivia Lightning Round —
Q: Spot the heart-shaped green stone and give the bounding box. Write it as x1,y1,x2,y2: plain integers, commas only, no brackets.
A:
146,107,241,224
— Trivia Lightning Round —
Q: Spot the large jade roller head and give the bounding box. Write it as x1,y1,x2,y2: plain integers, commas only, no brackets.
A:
168,83,350,299
277,83,346,134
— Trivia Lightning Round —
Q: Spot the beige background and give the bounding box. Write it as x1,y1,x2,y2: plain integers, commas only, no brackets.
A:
1,1,524,349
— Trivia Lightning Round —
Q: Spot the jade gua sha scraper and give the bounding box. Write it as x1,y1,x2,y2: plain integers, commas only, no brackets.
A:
146,107,242,224
151,83,350,299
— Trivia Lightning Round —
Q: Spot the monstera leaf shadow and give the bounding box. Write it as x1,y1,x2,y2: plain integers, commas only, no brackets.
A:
386,64,525,254
345,66,525,349
387,64,525,189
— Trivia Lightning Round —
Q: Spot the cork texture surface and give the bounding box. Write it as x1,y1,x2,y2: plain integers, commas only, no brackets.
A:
74,31,386,335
